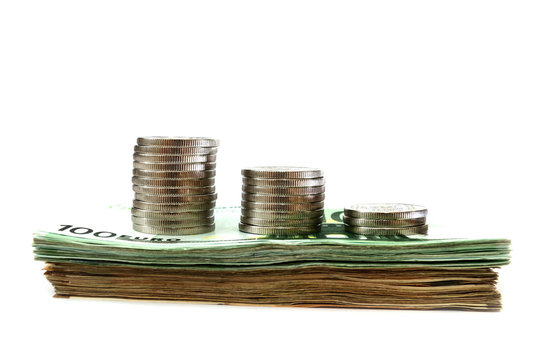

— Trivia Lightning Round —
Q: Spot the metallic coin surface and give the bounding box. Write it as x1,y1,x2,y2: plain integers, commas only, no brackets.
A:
241,208,324,220
133,223,215,235
242,177,325,187
239,223,321,235
344,203,428,220
132,177,215,187
344,224,429,235
241,200,324,211
134,145,218,155
131,208,214,220
242,185,325,195
240,215,323,227
133,200,216,212
134,192,217,203
342,215,426,228
133,169,216,179
133,153,217,163
133,185,216,195
242,192,325,203
242,167,323,179
137,137,219,147
133,161,216,171
132,215,214,227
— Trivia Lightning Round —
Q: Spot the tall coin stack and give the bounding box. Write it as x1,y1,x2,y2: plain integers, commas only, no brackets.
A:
132,136,219,235
239,167,325,235
343,203,428,235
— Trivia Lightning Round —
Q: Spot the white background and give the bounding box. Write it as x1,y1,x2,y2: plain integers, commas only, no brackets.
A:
1,1,543,359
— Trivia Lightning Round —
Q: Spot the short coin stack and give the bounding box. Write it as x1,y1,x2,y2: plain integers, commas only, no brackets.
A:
239,166,325,235
343,203,428,235
132,136,219,235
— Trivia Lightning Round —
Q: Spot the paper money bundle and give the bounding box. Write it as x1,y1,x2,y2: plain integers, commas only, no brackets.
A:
33,208,511,311
44,264,501,310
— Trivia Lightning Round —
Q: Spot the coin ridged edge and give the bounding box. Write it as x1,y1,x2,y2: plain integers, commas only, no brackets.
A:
344,203,428,220
134,145,218,155
133,169,216,179
132,177,215,187
133,200,216,212
133,161,216,171
241,200,324,211
137,137,219,147
241,208,324,219
133,185,216,195
343,216,427,228
133,223,215,235
238,223,321,235
132,215,215,226
131,208,214,220
240,215,323,227
344,224,429,235
242,193,325,203
134,193,218,203
242,167,323,179
242,177,326,187
133,153,217,163
242,185,325,195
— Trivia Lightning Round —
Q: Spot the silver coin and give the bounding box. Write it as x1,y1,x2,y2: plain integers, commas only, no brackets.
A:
343,215,426,228
133,153,217,163
240,215,323,227
134,192,217,203
133,223,215,235
133,185,216,195
134,161,216,171
134,145,218,155
133,169,216,179
131,208,214,220
242,167,323,179
137,137,219,147
242,192,325,203
132,176,215,187
132,215,214,227
241,200,324,211
242,177,325,187
133,200,216,212
241,208,324,220
242,185,325,195
344,224,429,235
239,223,321,235
344,203,428,220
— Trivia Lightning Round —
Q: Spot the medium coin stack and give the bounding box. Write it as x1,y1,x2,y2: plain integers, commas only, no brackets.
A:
239,166,325,235
132,136,219,235
343,203,428,235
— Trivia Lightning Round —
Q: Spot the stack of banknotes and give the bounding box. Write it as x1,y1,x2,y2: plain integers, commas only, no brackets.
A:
33,207,511,311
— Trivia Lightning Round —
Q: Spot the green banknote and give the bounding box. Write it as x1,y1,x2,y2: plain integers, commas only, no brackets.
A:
32,207,511,269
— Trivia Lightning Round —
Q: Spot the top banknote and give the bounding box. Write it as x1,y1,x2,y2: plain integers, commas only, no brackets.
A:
33,207,511,269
